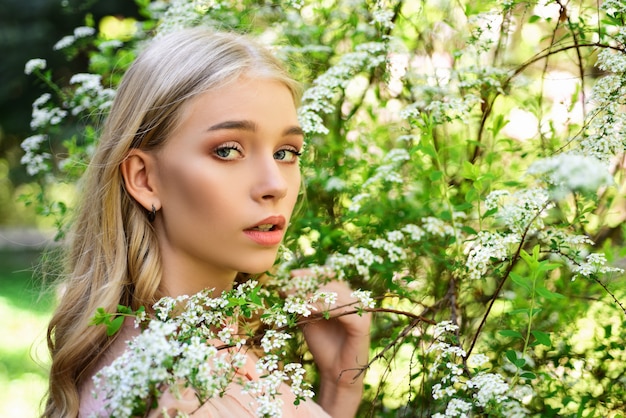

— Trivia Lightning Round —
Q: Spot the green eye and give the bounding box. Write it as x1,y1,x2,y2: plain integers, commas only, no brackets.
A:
274,149,302,162
214,146,242,160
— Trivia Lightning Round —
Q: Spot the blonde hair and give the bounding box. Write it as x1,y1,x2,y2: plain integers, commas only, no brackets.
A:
43,28,300,417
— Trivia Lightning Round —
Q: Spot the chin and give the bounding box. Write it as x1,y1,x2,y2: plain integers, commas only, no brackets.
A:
239,260,278,276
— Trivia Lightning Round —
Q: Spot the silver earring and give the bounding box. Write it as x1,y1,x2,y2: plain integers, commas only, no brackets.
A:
148,204,156,222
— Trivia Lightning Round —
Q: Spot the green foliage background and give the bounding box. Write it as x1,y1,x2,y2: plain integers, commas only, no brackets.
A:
13,0,626,416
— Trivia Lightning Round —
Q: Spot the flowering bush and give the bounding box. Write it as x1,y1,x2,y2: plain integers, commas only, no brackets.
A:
24,0,626,416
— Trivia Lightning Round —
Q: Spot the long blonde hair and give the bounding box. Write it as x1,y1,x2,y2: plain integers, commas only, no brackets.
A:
43,28,300,418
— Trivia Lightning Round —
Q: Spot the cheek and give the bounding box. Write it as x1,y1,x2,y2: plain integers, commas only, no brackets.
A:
159,161,217,212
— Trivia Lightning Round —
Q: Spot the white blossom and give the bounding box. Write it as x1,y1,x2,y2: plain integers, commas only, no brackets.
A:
371,8,395,29
467,353,490,368
528,153,613,197
402,224,425,241
369,237,407,262
24,58,46,75
53,35,75,50
20,134,47,153
92,282,315,417
422,216,456,237
466,372,510,406
572,252,623,279
486,188,551,235
324,176,346,191
351,289,375,309
465,231,520,280
73,26,95,38
30,93,67,129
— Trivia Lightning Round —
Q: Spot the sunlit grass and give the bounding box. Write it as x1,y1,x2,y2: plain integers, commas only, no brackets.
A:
0,249,52,418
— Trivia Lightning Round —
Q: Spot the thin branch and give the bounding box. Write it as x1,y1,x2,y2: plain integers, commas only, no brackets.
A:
465,203,549,358
592,276,626,315
471,42,624,164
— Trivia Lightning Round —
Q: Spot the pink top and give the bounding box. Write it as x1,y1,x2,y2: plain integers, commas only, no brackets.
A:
79,320,330,418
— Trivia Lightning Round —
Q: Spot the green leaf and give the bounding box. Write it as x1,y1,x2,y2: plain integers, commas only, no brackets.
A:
430,170,443,181
536,261,560,273
106,315,125,336
505,349,519,365
117,305,133,314
499,329,524,339
465,187,479,203
536,287,565,300
508,308,542,317
510,272,532,292
461,225,478,235
89,307,109,326
482,207,497,218
528,15,541,23
531,330,552,347
520,371,536,379
461,161,478,180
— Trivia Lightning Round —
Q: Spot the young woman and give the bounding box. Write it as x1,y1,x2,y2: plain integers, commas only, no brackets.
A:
42,28,370,417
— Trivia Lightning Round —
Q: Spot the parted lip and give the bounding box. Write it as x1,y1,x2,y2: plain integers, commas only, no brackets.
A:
245,215,286,231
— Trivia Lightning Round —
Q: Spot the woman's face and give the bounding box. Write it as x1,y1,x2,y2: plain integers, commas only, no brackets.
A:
151,77,303,295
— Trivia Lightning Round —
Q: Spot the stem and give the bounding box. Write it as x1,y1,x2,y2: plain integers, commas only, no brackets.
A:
592,276,626,316
511,270,538,388
465,202,549,358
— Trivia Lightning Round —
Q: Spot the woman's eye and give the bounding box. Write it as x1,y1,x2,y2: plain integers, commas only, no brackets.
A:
274,148,302,162
214,145,243,160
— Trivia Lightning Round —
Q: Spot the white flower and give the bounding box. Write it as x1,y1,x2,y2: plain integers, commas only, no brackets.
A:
369,237,407,262
467,353,490,368
466,372,510,406
97,39,123,51
371,8,395,29
324,176,346,191
284,295,313,316
20,134,47,153
528,153,613,197
422,216,455,237
53,35,75,50
486,188,551,235
73,26,95,38
402,224,425,241
443,398,472,417
260,330,292,353
30,93,67,129
572,252,624,279
21,151,51,176
24,58,46,75
351,289,375,309
464,231,520,280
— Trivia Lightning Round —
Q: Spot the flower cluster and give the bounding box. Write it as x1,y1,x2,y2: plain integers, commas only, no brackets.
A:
570,253,624,280
464,231,520,280
527,152,613,198
428,322,530,418
298,41,388,134
90,281,319,418
20,134,51,176
24,58,46,75
53,26,96,50
348,148,410,212
485,188,551,235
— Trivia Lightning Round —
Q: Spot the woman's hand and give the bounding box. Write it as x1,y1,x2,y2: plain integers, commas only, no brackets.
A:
293,274,372,418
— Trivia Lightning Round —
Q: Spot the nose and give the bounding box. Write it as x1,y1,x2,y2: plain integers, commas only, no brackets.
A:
251,155,289,202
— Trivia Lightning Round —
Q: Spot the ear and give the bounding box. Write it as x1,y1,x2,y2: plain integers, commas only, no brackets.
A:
120,149,161,211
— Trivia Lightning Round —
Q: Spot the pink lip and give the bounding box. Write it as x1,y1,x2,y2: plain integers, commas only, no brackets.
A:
243,215,286,246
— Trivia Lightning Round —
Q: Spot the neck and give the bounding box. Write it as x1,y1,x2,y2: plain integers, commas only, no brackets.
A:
158,256,238,298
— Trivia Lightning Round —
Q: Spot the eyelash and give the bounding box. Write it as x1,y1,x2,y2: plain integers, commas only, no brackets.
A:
213,143,243,160
213,143,303,162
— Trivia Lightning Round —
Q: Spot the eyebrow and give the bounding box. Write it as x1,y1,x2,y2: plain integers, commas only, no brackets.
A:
207,120,304,137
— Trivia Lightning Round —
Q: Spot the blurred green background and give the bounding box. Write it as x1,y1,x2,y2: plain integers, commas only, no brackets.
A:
0,0,140,415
